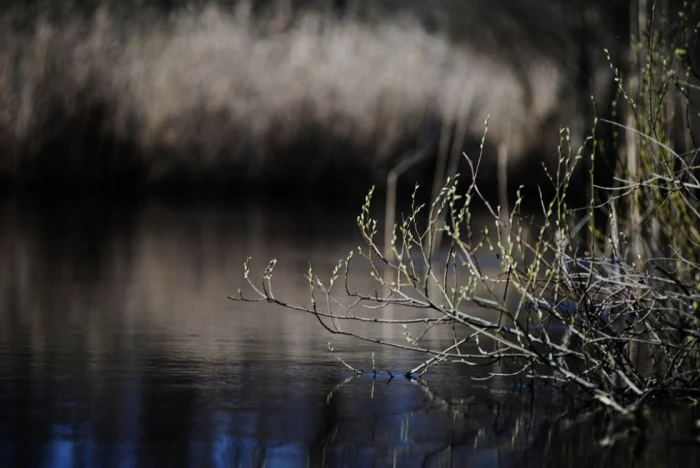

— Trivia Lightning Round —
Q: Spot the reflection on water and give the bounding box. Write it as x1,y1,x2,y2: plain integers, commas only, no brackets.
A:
0,196,698,467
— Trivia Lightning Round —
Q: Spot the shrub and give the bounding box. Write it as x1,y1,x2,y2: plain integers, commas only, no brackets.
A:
232,0,700,415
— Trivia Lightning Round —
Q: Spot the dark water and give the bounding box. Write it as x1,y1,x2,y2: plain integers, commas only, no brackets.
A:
0,196,698,467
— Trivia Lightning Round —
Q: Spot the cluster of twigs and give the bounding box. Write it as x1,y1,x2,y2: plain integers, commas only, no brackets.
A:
232,123,699,414
231,1,700,414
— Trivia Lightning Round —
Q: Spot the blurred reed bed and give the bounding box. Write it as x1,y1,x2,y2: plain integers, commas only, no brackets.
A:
0,1,603,188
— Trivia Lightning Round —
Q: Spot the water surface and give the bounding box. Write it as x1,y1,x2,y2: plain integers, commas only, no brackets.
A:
0,196,698,467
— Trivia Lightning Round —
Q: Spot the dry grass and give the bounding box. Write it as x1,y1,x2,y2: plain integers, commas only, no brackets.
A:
0,2,607,187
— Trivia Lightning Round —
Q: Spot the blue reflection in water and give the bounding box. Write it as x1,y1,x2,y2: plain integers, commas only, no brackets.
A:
46,436,75,468
44,423,94,468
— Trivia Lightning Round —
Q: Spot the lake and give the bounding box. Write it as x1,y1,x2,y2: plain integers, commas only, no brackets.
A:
0,195,698,467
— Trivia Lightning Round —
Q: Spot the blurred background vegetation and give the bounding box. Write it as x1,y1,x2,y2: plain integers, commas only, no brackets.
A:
0,0,669,196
